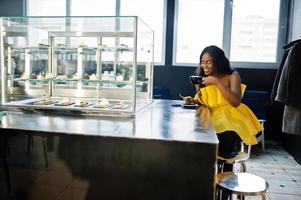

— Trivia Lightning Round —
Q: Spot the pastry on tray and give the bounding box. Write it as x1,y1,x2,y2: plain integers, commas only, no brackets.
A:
20,73,30,80
73,73,82,80
78,42,87,48
45,72,54,79
37,73,45,80
89,74,98,81
74,100,89,107
36,98,55,105
97,98,110,108
116,74,124,81
56,97,74,106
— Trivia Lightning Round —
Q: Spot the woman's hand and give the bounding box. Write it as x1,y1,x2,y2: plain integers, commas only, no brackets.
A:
183,96,196,105
202,76,220,86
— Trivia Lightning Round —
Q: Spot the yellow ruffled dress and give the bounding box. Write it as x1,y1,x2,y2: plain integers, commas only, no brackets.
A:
195,84,263,145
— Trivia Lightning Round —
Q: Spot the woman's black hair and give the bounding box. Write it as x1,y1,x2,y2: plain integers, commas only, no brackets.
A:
196,45,233,76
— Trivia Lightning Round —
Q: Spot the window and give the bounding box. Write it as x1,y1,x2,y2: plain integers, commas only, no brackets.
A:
174,0,283,66
27,0,66,16
120,0,166,64
71,0,115,16
230,0,281,62
174,0,224,65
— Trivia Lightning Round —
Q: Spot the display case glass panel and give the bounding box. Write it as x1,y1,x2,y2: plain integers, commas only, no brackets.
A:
0,16,154,117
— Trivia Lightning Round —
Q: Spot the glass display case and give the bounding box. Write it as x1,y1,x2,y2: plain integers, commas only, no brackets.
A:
0,16,154,117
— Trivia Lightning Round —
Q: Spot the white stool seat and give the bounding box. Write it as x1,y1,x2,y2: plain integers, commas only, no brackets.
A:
216,172,269,199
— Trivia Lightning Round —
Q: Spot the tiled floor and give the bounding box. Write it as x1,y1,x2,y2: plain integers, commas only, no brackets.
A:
240,142,301,200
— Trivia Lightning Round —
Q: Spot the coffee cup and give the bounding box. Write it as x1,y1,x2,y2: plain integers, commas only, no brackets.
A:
189,75,204,85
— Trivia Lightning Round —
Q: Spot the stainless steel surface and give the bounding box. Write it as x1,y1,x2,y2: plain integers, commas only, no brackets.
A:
0,100,218,144
216,172,269,196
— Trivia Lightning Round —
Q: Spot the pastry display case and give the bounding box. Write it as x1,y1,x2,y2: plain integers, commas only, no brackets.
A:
0,16,154,117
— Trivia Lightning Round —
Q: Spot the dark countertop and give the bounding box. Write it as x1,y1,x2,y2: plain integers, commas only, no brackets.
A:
0,100,218,144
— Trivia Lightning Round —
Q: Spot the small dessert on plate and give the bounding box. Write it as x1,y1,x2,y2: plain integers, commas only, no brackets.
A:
56,97,73,106
116,74,124,81
75,100,89,107
39,97,54,105
20,73,30,80
37,73,45,80
45,72,54,79
89,74,98,81
79,100,88,107
98,98,110,108
61,97,70,104
78,42,87,48
73,73,82,80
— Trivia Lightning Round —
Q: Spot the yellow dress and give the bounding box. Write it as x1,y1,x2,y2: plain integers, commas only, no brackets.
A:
195,84,263,145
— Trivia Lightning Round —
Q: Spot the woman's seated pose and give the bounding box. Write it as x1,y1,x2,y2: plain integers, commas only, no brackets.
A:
184,45,263,171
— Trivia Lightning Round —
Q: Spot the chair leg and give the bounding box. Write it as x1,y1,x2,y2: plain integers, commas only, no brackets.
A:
241,162,247,172
216,185,221,200
42,136,49,169
261,130,265,151
218,163,224,173
259,120,265,151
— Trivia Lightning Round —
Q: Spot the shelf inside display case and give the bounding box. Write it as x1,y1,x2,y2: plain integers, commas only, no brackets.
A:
9,46,134,54
13,78,147,86
0,16,154,117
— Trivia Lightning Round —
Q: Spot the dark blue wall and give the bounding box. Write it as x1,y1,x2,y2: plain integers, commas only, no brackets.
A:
0,0,24,16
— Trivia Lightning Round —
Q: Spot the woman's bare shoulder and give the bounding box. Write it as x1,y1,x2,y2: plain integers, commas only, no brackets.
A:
231,71,240,78
230,71,241,82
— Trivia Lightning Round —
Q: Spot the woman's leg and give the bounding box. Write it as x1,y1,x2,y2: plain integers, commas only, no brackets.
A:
217,131,242,200
217,131,242,160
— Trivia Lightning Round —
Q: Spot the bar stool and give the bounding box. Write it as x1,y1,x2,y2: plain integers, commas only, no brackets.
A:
216,172,269,200
217,143,251,172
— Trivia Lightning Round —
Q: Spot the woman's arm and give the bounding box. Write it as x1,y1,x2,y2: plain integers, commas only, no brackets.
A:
203,71,242,107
